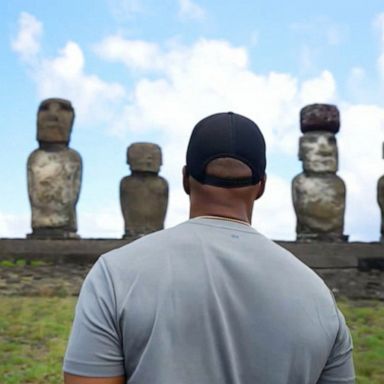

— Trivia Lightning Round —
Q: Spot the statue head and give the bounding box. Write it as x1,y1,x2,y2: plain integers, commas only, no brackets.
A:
299,131,338,173
37,98,75,144
127,143,162,173
300,104,340,134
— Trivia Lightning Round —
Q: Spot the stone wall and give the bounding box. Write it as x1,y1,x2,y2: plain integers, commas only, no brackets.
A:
0,238,383,300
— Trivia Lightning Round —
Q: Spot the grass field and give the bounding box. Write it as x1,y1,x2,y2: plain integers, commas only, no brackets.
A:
0,297,383,383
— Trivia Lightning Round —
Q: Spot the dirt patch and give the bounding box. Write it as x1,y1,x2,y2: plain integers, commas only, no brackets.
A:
0,264,91,296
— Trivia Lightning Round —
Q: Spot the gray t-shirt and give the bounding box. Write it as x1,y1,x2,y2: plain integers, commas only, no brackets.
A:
63,217,355,383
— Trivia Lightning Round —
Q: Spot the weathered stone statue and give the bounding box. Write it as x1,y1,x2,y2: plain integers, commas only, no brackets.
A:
27,98,82,239
378,143,384,242
292,104,347,242
120,143,168,238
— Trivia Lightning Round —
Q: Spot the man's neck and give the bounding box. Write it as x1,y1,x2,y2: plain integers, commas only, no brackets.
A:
189,206,252,224
192,215,251,227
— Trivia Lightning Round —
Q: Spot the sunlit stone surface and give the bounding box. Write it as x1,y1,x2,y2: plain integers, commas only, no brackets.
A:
27,98,82,239
292,104,347,242
120,143,168,238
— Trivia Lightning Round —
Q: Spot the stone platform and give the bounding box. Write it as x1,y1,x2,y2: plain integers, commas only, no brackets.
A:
0,238,383,299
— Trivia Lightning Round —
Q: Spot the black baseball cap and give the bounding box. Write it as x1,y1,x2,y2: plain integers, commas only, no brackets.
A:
186,112,266,188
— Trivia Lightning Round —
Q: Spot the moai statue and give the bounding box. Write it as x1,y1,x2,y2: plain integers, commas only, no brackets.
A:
378,143,384,242
120,143,168,238
27,98,82,239
292,104,347,242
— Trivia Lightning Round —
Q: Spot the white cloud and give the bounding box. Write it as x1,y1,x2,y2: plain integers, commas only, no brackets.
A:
11,14,126,127
346,67,369,103
338,103,384,241
11,13,384,241
0,212,29,238
34,42,126,125
45,42,84,79
0,209,125,239
94,35,341,239
94,36,162,71
95,36,336,156
252,175,296,239
80,209,124,238
165,185,190,227
11,12,42,62
178,0,205,21
299,70,336,105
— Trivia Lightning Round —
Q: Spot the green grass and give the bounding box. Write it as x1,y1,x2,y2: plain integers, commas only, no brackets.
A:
0,297,75,384
339,301,384,384
0,298,382,383
0,259,48,267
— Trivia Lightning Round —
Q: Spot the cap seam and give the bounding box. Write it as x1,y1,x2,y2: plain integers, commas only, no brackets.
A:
230,112,235,154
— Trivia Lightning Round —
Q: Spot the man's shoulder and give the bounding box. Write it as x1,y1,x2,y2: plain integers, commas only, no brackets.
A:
101,221,190,265
246,233,332,295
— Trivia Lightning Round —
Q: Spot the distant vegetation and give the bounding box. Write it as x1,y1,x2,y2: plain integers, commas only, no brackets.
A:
0,298,383,383
0,259,48,267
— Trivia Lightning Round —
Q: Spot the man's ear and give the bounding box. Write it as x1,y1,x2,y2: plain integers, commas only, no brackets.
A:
255,174,267,200
182,166,190,195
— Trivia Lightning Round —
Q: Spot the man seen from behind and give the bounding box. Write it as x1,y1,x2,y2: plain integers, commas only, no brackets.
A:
63,112,355,384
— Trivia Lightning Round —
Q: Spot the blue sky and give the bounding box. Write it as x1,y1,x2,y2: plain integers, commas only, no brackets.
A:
0,0,383,240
